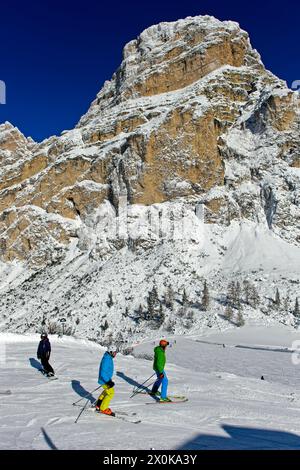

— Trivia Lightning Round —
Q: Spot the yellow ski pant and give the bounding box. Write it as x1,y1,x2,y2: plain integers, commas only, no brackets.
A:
98,383,115,411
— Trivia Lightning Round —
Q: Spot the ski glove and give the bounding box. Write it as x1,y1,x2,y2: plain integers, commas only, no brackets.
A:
106,380,115,388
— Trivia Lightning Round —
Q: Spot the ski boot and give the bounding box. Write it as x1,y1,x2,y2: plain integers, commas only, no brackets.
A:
100,408,115,417
159,397,172,403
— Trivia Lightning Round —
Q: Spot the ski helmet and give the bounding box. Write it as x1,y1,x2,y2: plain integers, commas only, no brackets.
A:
41,332,48,339
159,339,169,348
107,345,117,354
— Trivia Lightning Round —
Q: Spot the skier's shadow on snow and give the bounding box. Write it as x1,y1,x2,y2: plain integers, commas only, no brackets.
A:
41,427,58,450
117,372,152,393
29,357,42,370
177,424,300,450
71,380,96,403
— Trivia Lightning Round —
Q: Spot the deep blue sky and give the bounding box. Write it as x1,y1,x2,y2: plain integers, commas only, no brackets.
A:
0,0,299,142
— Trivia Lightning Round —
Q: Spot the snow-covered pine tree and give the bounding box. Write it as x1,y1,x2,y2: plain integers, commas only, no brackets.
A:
147,285,159,320
236,281,242,308
165,285,175,310
274,288,281,308
237,307,245,327
243,280,251,304
249,283,260,309
227,281,242,309
224,304,233,321
137,304,143,318
123,306,129,317
283,296,290,314
106,291,114,308
165,318,175,333
243,280,260,308
159,302,163,317
187,310,194,321
182,288,189,307
228,281,236,297
202,279,210,311
157,302,165,326
294,298,300,317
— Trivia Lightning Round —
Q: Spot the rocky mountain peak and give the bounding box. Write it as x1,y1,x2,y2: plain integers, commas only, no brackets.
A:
0,16,299,342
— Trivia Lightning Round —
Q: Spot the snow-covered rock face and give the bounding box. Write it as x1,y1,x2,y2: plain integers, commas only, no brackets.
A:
80,15,261,111
0,15,299,342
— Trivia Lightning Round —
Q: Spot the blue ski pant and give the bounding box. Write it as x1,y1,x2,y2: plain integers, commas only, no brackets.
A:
152,370,168,399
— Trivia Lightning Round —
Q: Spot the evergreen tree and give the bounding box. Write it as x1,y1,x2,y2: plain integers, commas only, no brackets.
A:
283,296,290,314
235,281,242,308
294,298,300,317
159,302,163,318
274,288,281,308
243,280,260,308
157,302,165,325
147,295,155,320
137,304,143,318
106,291,114,308
224,304,233,321
227,280,244,309
147,285,159,319
182,288,189,307
243,280,251,305
187,310,194,321
202,279,210,311
237,306,245,327
123,307,129,317
165,285,175,310
249,284,260,309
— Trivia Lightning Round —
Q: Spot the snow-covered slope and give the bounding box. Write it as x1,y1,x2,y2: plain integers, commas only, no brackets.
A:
1,330,300,450
0,219,299,345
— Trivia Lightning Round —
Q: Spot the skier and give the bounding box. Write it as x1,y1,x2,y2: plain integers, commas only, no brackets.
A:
95,345,117,416
150,339,171,402
37,333,55,377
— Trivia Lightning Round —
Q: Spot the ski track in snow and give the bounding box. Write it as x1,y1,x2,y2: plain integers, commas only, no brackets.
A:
1,330,300,449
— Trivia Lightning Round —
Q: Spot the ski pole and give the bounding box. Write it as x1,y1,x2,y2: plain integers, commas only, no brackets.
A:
72,385,102,406
131,380,157,397
74,397,97,424
130,373,156,398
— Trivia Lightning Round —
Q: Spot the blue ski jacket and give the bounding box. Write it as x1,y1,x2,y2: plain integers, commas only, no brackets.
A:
37,339,51,359
98,352,114,385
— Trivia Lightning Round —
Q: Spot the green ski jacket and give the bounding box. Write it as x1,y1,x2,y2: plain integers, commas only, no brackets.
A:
153,346,166,373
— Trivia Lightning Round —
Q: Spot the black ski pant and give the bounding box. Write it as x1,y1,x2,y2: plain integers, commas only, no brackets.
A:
41,356,54,374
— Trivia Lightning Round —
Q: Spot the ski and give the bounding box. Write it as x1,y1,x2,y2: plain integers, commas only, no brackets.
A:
95,410,141,424
74,404,137,417
113,410,137,417
0,390,11,395
73,402,98,409
134,390,186,400
145,398,188,405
